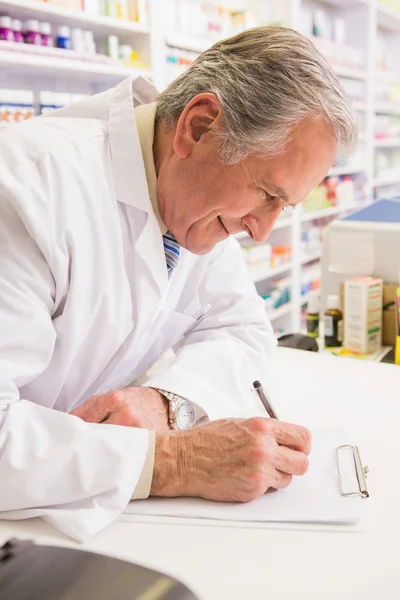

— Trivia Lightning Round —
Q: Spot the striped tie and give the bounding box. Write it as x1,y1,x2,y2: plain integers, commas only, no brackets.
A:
163,231,180,277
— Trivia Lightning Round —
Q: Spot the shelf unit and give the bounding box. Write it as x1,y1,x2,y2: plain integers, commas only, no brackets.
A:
267,302,293,321
251,262,293,285
373,175,400,187
0,0,152,93
1,0,399,335
300,202,364,222
0,0,149,37
374,137,400,148
154,0,392,334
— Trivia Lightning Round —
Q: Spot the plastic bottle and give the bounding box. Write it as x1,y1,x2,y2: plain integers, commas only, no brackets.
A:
105,34,119,59
71,28,85,53
57,26,71,50
119,44,132,62
306,293,320,339
11,19,24,43
83,30,96,55
324,294,343,348
24,20,42,45
40,22,54,47
0,16,15,41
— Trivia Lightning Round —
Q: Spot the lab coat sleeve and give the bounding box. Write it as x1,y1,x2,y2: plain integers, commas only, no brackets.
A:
0,185,149,542
144,238,277,420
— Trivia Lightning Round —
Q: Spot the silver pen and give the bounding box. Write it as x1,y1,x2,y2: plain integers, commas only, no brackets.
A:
183,304,211,337
253,380,278,419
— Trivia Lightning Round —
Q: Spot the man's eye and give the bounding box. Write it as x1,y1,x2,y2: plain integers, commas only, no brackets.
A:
263,190,276,202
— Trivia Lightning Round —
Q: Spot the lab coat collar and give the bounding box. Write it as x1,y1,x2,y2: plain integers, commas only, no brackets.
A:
108,76,156,212
108,77,169,296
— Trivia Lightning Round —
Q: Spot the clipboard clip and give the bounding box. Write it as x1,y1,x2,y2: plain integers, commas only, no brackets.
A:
336,444,370,498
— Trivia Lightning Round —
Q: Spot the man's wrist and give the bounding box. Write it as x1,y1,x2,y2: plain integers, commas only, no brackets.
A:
150,429,194,498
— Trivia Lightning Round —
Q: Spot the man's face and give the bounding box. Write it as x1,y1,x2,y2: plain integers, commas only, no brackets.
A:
155,97,337,254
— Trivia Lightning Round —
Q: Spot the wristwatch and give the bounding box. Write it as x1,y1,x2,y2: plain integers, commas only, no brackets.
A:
156,389,196,431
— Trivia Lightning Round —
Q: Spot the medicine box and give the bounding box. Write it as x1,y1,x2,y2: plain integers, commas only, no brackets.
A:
344,277,383,354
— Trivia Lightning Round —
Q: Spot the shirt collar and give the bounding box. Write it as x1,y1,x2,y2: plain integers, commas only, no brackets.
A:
134,102,168,235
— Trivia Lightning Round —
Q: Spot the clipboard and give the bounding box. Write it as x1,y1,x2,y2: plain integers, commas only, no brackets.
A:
336,444,370,498
122,427,370,529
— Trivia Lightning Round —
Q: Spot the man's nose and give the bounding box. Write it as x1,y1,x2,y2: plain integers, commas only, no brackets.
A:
247,208,281,243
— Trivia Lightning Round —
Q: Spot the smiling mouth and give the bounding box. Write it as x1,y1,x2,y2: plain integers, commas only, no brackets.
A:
218,216,229,235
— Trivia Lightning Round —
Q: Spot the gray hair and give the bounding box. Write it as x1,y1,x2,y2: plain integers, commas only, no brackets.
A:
156,26,358,164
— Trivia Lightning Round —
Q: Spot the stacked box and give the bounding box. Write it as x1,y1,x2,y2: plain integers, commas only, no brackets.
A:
344,277,383,354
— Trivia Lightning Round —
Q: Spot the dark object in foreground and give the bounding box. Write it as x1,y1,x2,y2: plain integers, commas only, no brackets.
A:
0,539,198,600
278,333,319,352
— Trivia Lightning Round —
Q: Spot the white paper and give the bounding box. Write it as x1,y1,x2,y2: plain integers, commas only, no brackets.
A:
329,232,374,275
122,427,364,527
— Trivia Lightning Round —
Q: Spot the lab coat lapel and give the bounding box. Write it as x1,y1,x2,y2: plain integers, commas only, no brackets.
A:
108,77,168,298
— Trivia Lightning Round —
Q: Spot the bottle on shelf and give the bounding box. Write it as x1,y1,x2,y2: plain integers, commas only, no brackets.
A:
40,22,54,48
324,294,343,348
56,26,72,50
11,19,23,43
119,44,133,62
71,28,85,53
83,30,96,55
24,20,42,45
105,34,119,60
0,16,15,42
306,293,320,340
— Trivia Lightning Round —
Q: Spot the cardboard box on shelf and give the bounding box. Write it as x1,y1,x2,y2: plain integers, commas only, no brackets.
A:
343,277,383,354
340,282,398,348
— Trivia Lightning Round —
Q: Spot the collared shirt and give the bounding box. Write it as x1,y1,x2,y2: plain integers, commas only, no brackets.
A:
134,102,167,235
130,102,160,500
131,102,207,501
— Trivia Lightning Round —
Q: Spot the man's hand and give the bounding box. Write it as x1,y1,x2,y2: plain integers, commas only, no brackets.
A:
151,417,311,501
70,387,170,431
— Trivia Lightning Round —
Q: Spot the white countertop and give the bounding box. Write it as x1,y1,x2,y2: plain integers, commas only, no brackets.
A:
1,348,399,600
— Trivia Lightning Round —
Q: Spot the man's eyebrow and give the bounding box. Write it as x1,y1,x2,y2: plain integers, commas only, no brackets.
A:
263,183,289,203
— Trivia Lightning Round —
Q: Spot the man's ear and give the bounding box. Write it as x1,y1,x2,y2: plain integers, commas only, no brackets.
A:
172,93,222,159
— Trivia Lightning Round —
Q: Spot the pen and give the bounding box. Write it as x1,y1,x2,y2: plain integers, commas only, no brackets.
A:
183,304,211,337
253,380,278,419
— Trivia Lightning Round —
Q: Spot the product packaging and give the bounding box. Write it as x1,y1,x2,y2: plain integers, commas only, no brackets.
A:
344,277,383,354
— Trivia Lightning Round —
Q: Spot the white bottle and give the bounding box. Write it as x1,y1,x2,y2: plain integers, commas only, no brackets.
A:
71,28,85,53
83,30,96,55
11,19,23,43
106,34,119,60
83,0,100,15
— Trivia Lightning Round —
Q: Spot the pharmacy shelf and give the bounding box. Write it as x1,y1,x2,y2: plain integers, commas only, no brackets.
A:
0,0,149,39
377,3,400,34
0,48,151,84
316,0,370,7
251,262,292,284
375,103,400,116
334,66,368,81
273,216,293,231
374,137,400,148
300,291,317,306
301,203,361,223
327,165,366,177
166,34,211,54
373,176,400,187
267,303,293,321
300,250,322,265
353,100,367,112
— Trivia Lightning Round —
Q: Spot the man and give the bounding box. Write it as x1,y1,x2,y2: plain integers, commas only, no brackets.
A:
0,26,357,540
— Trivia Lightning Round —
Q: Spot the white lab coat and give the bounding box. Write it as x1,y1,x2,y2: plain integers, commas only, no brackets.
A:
0,76,276,541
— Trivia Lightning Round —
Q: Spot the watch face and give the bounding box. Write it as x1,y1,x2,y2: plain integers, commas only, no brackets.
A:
175,400,196,430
